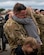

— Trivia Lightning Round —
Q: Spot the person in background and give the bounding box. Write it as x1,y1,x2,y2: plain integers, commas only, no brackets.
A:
33,8,44,55
34,9,40,14
0,12,6,52
5,10,11,22
40,9,44,15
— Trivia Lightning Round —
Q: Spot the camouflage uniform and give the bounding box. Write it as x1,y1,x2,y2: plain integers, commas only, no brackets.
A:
34,13,44,55
3,18,27,55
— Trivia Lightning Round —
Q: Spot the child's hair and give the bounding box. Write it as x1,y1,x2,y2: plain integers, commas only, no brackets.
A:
23,37,39,49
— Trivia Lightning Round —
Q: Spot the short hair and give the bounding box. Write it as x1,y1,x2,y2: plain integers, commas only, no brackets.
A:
40,9,44,12
34,9,38,12
13,3,26,12
23,37,39,48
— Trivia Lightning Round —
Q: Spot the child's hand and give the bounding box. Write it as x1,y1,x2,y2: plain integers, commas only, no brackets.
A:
9,11,14,18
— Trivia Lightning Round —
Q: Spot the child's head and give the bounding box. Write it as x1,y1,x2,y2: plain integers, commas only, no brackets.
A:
22,37,39,54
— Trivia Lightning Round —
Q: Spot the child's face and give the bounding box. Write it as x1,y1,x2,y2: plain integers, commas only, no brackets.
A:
16,10,27,18
24,44,38,54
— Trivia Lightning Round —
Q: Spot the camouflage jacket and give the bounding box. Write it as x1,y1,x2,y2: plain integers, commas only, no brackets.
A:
3,18,27,50
34,13,44,32
34,13,44,25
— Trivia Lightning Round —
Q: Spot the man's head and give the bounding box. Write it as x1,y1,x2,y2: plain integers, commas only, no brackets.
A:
40,9,44,15
22,37,39,54
13,3,27,18
34,9,40,14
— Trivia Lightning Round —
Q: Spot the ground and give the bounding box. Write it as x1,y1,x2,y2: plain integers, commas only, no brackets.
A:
0,44,11,55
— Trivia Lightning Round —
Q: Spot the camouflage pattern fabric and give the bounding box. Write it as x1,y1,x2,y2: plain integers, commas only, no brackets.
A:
34,13,44,55
3,18,27,55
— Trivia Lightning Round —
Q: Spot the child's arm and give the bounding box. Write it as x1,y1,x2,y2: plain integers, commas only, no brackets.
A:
12,16,30,24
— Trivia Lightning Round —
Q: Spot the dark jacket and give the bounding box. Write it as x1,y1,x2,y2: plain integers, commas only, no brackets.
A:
0,16,5,26
5,14,9,22
15,46,25,55
0,16,5,38
15,46,38,55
